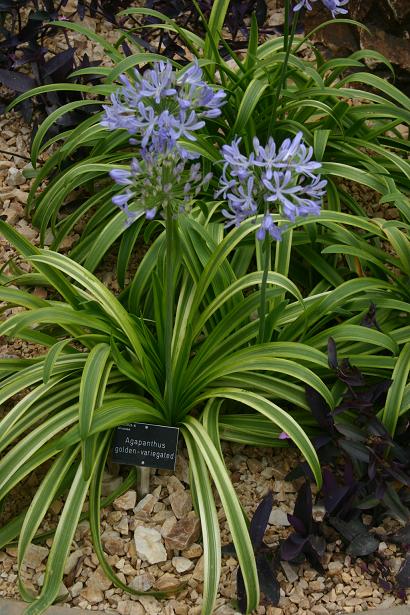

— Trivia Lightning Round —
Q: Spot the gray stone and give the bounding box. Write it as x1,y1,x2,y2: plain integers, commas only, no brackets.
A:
63,549,83,575
280,561,298,583
79,585,104,604
268,508,290,526
172,556,194,573
23,544,49,569
6,167,26,186
129,572,154,592
162,515,201,551
155,573,180,591
101,529,126,556
169,490,192,519
134,526,167,564
113,490,137,511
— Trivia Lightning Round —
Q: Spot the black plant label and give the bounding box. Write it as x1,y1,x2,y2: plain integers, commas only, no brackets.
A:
112,422,179,470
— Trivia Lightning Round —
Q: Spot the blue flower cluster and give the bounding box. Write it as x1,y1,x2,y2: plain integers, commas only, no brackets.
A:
102,61,225,223
293,0,349,18
110,158,212,225
216,132,327,241
102,60,225,158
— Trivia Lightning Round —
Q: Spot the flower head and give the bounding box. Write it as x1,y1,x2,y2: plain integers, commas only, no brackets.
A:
101,60,226,158
293,0,348,17
216,132,326,240
104,60,223,223
109,150,212,225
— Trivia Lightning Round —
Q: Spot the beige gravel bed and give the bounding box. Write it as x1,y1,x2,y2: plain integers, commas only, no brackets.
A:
0,444,408,615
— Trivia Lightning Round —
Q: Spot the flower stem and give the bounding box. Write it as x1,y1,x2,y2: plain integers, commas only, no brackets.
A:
257,235,271,344
272,225,293,311
164,204,175,424
269,2,299,130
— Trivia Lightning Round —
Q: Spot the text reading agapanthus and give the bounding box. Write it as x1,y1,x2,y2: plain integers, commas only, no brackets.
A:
112,422,179,470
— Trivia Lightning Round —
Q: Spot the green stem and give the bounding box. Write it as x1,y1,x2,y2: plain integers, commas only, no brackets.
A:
269,3,300,131
283,0,290,52
271,226,293,311
257,235,271,344
164,204,175,424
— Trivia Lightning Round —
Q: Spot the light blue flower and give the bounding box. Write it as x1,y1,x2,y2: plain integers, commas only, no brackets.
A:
256,213,283,241
293,0,348,17
217,132,326,240
322,0,349,17
110,152,213,224
101,60,226,157
104,60,224,223
136,61,177,104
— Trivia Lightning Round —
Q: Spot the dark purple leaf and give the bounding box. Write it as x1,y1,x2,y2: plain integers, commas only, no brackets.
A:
313,434,334,451
347,531,379,557
367,417,391,439
304,536,326,574
237,565,246,614
305,385,334,432
356,495,380,510
368,459,377,481
42,48,75,79
339,439,370,463
329,517,368,542
378,578,393,592
390,524,410,546
285,461,314,482
249,491,273,550
396,555,410,589
29,9,53,21
121,41,133,57
287,514,307,535
368,380,392,404
293,481,312,536
327,337,338,369
281,533,307,561
77,0,85,19
12,46,47,67
221,542,236,556
254,0,268,26
335,422,365,441
322,468,350,514
44,0,55,13
390,440,410,465
387,466,410,488
0,68,36,92
344,459,355,486
338,358,365,387
361,302,381,330
308,534,326,558
382,484,410,522
256,553,280,606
